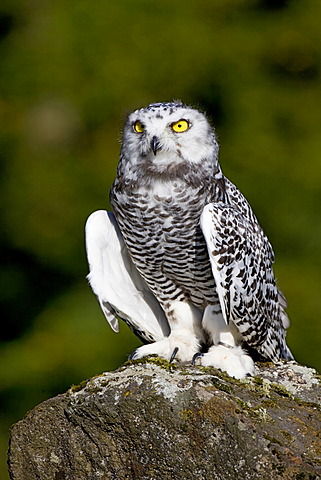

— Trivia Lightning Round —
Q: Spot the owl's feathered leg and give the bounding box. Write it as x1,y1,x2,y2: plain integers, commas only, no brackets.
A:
194,306,255,379
129,300,203,362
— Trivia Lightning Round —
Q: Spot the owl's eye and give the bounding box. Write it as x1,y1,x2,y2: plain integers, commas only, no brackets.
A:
133,121,145,133
171,119,190,133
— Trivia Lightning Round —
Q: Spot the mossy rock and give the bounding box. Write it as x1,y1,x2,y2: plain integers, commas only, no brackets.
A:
8,360,321,479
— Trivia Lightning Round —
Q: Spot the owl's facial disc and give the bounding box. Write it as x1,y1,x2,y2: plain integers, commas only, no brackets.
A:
124,102,219,167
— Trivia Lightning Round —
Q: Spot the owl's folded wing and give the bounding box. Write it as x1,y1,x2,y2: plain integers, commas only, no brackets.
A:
200,202,292,361
85,210,169,342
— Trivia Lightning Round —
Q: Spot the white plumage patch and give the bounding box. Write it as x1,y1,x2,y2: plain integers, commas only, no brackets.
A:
85,210,169,341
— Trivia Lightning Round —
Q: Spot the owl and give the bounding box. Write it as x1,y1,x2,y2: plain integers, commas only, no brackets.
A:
85,101,293,379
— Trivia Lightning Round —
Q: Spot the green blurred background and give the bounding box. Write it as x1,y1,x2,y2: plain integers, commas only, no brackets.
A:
1,0,321,477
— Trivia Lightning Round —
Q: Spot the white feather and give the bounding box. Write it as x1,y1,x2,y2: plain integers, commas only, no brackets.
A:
85,210,169,340
200,203,231,325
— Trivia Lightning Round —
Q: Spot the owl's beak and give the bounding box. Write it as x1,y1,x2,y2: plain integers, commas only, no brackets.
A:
151,136,161,156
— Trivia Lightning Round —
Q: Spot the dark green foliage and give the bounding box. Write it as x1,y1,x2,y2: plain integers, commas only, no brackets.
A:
1,0,321,477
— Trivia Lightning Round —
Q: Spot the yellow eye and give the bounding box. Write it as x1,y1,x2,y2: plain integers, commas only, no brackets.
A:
171,119,190,133
133,121,145,133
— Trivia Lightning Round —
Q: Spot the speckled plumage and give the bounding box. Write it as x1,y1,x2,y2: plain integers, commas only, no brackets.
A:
86,101,293,378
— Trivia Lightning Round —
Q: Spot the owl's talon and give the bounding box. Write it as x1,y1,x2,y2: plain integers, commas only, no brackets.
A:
170,347,179,363
192,352,203,365
129,350,138,361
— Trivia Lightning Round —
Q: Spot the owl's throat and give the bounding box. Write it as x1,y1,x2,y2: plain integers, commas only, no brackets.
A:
139,152,190,178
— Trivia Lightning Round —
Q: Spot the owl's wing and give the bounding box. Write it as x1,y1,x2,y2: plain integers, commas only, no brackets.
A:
85,210,169,342
200,200,291,361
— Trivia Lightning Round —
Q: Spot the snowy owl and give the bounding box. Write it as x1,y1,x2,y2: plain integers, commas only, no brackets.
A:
85,101,293,379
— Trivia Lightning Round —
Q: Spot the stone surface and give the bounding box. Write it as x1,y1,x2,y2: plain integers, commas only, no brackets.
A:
8,359,321,479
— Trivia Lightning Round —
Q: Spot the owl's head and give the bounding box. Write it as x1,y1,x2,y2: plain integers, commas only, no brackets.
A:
120,102,219,177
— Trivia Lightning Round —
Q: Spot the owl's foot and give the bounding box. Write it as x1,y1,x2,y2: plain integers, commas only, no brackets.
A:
129,329,200,363
193,344,255,379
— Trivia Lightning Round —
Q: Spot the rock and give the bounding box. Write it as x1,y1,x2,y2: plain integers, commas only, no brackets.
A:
8,359,321,480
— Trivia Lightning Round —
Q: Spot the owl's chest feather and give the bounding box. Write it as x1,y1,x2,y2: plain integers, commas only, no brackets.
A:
111,180,208,247
111,178,217,304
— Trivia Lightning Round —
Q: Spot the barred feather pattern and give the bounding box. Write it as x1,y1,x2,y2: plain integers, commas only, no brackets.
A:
110,178,220,311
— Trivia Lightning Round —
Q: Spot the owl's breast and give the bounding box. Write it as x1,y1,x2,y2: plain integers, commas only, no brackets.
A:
112,181,209,270
110,179,217,306
112,180,205,239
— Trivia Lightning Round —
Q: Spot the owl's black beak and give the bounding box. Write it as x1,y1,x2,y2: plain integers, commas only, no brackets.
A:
151,136,161,156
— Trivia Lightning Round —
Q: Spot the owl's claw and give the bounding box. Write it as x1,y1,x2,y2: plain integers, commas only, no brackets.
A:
169,347,179,363
128,350,138,361
192,352,203,365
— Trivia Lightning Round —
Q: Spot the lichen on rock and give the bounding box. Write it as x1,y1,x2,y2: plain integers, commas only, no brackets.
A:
8,360,321,480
